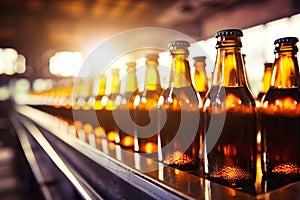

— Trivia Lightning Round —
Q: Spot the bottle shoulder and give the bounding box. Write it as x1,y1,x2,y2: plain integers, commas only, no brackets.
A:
160,86,200,111
203,86,256,113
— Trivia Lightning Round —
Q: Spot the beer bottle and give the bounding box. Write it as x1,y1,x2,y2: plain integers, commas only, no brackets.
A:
158,40,200,171
116,62,139,148
135,54,162,153
72,78,93,125
256,63,273,106
100,68,121,142
261,37,300,183
203,29,257,188
193,56,208,102
93,75,107,110
90,75,107,135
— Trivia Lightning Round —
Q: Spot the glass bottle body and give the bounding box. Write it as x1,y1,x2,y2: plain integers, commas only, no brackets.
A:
96,69,120,141
116,62,138,148
135,55,162,153
203,86,257,188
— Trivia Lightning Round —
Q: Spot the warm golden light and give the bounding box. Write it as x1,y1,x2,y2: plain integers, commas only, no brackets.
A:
107,131,118,142
143,142,158,153
49,51,83,77
0,48,24,75
121,136,134,147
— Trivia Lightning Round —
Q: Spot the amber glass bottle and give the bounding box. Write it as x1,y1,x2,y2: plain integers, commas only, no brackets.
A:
202,29,257,188
256,63,273,104
193,56,209,102
116,62,139,148
72,78,93,125
261,37,300,183
135,54,162,153
98,69,121,142
93,75,107,110
91,75,107,132
158,41,200,171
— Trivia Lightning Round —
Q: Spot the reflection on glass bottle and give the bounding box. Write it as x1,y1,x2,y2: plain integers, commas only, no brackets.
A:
261,37,300,183
158,40,200,171
256,63,273,105
193,56,208,102
203,29,257,189
116,62,139,148
135,54,162,153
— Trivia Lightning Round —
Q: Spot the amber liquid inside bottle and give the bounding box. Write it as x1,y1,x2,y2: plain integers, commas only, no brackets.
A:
261,88,300,182
116,63,138,147
136,89,161,153
116,91,137,148
159,87,200,171
96,69,121,141
204,86,257,188
96,93,119,141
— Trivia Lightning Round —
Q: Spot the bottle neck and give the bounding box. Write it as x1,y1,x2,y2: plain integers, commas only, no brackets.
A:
110,74,120,94
144,60,161,91
212,47,247,87
194,63,208,93
125,68,137,93
169,54,192,88
260,67,272,93
97,76,106,96
271,50,300,88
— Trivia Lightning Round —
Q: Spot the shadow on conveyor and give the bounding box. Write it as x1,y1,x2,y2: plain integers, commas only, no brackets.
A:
0,99,44,200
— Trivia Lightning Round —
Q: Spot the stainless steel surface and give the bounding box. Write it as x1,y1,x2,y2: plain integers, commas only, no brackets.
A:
15,105,300,199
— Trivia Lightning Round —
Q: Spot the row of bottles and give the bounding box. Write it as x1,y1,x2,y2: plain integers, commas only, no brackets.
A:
23,29,300,191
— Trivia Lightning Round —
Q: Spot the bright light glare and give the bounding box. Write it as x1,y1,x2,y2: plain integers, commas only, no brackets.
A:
33,79,53,92
16,54,26,74
49,51,83,77
158,51,171,89
0,48,18,75
0,87,10,101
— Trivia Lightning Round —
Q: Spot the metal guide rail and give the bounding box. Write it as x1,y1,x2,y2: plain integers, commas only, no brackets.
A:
13,105,300,199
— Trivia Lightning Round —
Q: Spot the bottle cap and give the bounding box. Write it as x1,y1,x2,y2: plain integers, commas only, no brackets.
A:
193,56,206,62
168,40,190,49
146,54,159,60
215,29,243,38
126,61,136,70
274,37,299,45
111,68,120,75
264,63,273,68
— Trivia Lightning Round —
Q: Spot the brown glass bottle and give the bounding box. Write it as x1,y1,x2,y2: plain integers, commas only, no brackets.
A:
135,54,162,153
261,37,300,183
193,56,209,102
203,29,257,189
256,63,273,104
97,68,121,142
93,75,107,134
72,78,94,125
158,41,201,171
115,62,139,148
